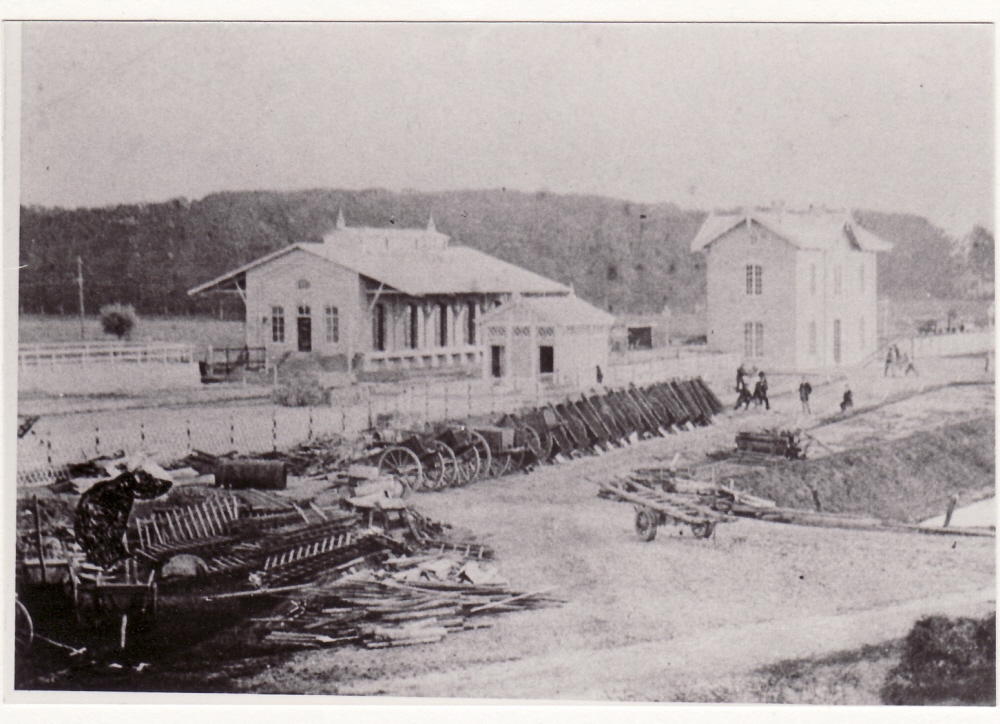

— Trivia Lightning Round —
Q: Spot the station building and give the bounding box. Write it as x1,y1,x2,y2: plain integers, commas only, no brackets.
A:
188,213,587,381
690,210,893,370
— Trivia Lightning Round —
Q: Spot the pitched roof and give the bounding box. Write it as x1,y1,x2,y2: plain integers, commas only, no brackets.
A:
690,211,893,253
188,225,570,297
482,293,615,328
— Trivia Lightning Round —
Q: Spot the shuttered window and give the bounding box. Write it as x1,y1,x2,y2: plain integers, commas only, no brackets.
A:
324,306,339,344
271,306,285,343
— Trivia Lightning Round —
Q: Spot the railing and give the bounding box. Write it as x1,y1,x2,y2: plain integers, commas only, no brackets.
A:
365,344,484,371
18,342,195,367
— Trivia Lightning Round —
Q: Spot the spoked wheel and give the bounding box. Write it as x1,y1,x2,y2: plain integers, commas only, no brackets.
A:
635,507,659,542
378,446,423,493
469,431,492,480
691,521,716,540
455,445,481,486
428,441,458,490
516,425,545,462
15,597,33,653
489,451,513,478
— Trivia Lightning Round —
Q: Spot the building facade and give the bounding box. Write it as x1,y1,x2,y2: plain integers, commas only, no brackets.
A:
480,294,614,387
188,215,571,378
690,211,892,370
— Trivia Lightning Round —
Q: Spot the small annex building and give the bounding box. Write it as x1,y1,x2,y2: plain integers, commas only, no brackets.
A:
187,213,571,379
480,293,614,387
690,210,893,370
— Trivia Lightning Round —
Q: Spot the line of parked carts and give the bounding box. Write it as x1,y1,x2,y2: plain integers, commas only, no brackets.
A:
364,378,724,493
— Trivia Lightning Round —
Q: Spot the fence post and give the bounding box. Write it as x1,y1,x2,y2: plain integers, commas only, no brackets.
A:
186,419,192,453
424,382,430,425
467,382,473,420
341,408,347,433
140,422,145,446
46,439,52,467
308,408,314,441
272,412,278,452
444,384,449,420
230,416,235,448
95,426,101,456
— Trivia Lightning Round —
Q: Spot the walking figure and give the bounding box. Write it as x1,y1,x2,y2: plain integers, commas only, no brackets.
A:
798,378,812,414
752,371,770,411
840,385,854,413
734,384,753,411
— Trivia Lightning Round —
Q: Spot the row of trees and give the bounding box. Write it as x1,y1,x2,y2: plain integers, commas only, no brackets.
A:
19,189,994,321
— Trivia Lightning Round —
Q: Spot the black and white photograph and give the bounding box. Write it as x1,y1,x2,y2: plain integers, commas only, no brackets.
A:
5,13,996,709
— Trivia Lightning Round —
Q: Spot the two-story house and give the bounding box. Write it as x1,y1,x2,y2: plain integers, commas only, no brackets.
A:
690,210,893,370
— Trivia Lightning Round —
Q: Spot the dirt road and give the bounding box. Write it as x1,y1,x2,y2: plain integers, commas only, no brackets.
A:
234,399,995,699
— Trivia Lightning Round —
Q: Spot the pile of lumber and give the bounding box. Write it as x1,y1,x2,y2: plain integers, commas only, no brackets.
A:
734,429,804,460
256,556,561,650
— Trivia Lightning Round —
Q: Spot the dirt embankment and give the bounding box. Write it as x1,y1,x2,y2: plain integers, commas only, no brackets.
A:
730,417,995,523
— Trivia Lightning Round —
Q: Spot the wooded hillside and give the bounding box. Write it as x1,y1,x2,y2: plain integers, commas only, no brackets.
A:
18,189,992,318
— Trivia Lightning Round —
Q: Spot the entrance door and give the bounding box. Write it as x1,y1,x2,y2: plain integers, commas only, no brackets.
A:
832,319,841,364
491,345,504,378
297,306,312,352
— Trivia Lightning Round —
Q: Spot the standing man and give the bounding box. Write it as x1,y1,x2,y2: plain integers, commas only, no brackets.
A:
736,364,748,395
753,370,770,411
798,377,812,414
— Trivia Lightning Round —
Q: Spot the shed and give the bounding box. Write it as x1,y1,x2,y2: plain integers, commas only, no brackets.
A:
480,294,614,386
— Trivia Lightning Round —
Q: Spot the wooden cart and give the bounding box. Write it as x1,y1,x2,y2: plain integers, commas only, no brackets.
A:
600,480,734,542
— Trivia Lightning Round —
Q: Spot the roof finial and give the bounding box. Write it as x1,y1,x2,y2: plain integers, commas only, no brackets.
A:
427,213,436,233
336,208,346,230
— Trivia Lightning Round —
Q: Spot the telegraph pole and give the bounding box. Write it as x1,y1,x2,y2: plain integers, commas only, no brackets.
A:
76,256,85,340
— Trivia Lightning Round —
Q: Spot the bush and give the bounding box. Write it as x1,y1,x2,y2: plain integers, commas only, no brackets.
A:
881,612,996,705
100,303,138,340
271,378,329,407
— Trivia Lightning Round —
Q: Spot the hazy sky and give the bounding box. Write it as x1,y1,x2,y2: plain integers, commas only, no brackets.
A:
18,22,994,236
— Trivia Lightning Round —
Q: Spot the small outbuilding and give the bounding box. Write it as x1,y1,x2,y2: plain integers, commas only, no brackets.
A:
480,294,614,387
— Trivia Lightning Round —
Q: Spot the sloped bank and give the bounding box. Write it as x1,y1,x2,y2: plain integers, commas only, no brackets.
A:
727,417,994,524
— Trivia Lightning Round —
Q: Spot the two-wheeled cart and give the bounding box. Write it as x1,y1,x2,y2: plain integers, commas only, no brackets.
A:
599,480,734,542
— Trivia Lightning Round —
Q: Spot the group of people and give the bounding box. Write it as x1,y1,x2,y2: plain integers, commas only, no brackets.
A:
734,364,769,411
884,344,918,377
735,364,854,415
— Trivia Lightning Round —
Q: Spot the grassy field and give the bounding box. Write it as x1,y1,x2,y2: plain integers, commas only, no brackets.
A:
17,314,246,356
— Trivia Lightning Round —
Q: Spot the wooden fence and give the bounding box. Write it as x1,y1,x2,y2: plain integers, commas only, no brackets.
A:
19,341,195,367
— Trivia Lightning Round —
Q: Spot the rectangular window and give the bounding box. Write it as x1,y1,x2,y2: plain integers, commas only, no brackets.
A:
746,265,754,295
491,345,504,378
539,345,555,374
754,265,762,295
439,303,448,347
271,306,285,343
754,322,764,358
809,321,817,355
372,304,386,352
324,305,339,344
810,264,816,296
744,322,754,358
408,304,419,349
467,301,476,345
834,266,842,296
859,264,865,294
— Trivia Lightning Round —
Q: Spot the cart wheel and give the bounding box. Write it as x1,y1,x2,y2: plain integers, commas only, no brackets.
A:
517,425,546,462
15,597,34,652
469,431,493,480
455,445,481,486
635,508,659,542
691,521,716,539
489,451,513,478
430,441,457,490
378,446,424,492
